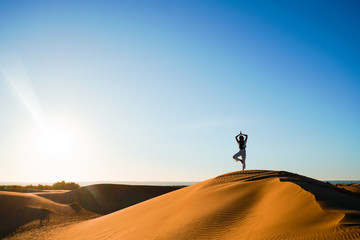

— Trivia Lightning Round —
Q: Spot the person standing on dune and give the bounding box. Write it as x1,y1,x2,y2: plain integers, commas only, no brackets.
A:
233,131,248,170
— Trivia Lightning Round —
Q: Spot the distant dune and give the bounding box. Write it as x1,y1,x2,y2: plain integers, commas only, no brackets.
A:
335,184,360,196
36,184,184,214
0,184,182,239
46,170,360,240
0,190,98,239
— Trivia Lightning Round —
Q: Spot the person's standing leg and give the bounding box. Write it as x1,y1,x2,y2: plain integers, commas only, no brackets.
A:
240,150,246,170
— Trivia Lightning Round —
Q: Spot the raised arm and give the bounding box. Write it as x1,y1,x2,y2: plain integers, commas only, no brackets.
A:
235,134,241,143
242,134,248,142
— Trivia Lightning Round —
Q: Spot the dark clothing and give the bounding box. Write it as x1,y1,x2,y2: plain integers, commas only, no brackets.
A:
239,140,246,150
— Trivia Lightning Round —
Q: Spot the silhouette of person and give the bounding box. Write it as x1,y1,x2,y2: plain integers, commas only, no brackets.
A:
233,131,248,170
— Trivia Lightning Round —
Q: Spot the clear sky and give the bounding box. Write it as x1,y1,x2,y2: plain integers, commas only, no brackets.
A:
0,0,359,182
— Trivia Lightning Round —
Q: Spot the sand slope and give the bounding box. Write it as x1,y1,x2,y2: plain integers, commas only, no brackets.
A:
36,184,183,214
336,184,360,196
48,170,360,240
0,191,98,239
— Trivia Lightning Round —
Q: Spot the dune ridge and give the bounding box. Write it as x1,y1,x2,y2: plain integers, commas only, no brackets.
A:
47,170,360,240
336,184,360,196
35,184,184,214
0,191,99,239
0,184,183,239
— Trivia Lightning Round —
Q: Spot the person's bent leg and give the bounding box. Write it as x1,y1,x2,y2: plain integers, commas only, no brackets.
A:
233,152,241,162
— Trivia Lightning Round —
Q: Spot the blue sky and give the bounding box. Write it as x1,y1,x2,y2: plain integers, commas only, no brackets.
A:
0,0,359,182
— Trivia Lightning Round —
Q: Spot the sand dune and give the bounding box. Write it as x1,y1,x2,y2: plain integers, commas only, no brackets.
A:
36,184,183,214
0,184,182,239
336,184,360,196
47,170,360,240
0,191,98,239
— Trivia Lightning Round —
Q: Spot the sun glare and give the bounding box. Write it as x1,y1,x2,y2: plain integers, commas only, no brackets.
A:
32,119,79,157
41,125,73,154
22,115,92,181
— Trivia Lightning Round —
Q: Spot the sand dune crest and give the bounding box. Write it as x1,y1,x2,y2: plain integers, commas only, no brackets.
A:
36,184,183,214
0,191,98,239
47,170,360,240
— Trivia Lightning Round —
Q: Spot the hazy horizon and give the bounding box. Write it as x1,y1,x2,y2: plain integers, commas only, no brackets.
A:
1,179,360,188
0,1,359,182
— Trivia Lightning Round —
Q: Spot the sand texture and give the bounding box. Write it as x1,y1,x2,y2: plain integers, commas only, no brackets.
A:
35,184,183,214
46,170,360,240
336,184,360,196
0,190,99,239
0,184,182,239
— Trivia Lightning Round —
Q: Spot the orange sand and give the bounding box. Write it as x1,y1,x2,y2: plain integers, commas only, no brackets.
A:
35,184,183,214
0,190,98,239
0,184,181,239
47,170,360,240
336,184,360,196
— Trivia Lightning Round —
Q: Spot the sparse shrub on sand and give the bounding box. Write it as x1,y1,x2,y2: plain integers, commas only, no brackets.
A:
0,181,80,192
52,181,80,190
38,207,51,226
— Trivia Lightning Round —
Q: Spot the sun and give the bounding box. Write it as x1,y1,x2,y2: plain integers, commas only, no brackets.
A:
32,119,78,157
26,115,90,180
40,124,73,155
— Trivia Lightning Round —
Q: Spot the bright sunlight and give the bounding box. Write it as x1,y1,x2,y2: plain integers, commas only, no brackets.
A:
28,116,82,163
36,122,76,155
